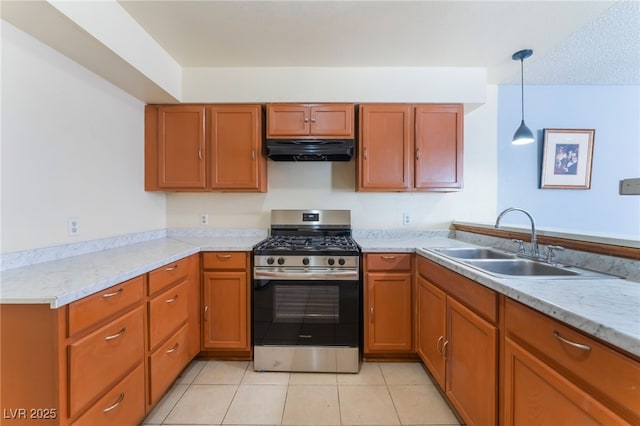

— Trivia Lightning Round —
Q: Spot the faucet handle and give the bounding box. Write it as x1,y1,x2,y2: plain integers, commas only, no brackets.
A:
545,245,564,264
511,239,526,254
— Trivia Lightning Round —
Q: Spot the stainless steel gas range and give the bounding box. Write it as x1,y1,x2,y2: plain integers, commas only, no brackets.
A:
252,209,361,373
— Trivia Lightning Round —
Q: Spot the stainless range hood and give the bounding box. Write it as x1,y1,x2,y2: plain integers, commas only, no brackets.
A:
265,139,354,161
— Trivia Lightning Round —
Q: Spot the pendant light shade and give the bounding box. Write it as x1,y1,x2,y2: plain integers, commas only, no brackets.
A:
512,49,534,145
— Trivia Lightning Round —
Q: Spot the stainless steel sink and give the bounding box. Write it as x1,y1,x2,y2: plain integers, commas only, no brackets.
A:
426,247,621,279
432,247,516,260
463,259,580,277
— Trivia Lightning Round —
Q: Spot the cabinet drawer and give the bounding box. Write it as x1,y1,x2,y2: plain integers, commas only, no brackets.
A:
366,253,412,271
71,363,145,426
148,256,190,295
68,276,144,336
148,323,190,405
505,298,640,422
68,306,144,416
202,252,247,270
148,280,189,350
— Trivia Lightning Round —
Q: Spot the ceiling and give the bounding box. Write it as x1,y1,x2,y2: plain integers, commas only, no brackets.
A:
116,0,639,85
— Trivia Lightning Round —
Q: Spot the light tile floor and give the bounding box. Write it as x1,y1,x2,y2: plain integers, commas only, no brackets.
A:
142,360,462,426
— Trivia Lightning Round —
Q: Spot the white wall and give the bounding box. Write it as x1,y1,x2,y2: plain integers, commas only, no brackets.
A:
166,87,498,231
1,22,166,253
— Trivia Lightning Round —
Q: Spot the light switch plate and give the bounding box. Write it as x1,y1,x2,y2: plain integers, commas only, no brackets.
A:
619,178,640,195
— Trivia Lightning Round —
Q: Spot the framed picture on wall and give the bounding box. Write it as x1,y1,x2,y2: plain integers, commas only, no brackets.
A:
541,128,595,189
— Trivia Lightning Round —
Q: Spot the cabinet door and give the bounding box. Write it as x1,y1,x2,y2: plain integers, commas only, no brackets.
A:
157,106,206,189
266,104,310,137
358,104,412,191
445,297,497,426
365,272,412,353
503,338,627,426
416,275,446,389
414,104,463,191
208,105,266,191
310,104,354,138
202,271,249,350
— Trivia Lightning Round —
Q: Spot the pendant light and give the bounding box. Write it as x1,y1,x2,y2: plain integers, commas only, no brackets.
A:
511,49,534,145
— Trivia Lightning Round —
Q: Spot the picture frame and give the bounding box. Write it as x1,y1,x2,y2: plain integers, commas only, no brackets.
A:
541,128,595,189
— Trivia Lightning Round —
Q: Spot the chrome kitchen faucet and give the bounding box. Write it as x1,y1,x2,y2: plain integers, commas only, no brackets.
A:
495,207,540,258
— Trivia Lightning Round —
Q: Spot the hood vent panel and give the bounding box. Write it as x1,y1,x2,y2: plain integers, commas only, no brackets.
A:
265,139,354,161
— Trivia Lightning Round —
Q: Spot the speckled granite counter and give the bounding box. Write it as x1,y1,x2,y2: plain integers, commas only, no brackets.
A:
356,234,640,358
2,231,638,358
0,233,266,308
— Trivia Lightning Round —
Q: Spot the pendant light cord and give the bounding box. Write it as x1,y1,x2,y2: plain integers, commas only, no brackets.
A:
520,58,525,120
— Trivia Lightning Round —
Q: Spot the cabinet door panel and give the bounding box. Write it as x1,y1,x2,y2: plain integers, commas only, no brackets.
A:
365,272,412,352
446,297,497,426
209,105,264,190
202,271,249,350
358,104,412,191
310,104,354,137
266,104,310,137
416,275,446,389
157,106,206,188
503,338,627,426
415,104,463,190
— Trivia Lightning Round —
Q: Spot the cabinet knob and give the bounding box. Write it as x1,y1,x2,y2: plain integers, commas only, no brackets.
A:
370,306,374,323
436,335,444,354
304,117,310,123
310,117,316,123
442,340,449,359
416,147,421,160
363,147,368,160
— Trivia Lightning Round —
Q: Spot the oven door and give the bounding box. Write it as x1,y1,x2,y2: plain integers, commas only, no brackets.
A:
253,274,360,347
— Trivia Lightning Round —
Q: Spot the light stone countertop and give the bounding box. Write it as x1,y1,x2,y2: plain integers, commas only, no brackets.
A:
0,235,265,308
357,235,640,358
1,233,638,358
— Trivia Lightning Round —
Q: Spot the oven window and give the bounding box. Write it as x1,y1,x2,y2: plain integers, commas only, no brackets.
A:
274,285,339,323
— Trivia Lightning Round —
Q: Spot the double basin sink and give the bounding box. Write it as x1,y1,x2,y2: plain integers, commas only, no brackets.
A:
427,247,619,280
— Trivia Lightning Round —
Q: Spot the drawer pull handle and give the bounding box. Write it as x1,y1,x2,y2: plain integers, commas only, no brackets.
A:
216,254,233,259
102,288,123,298
166,295,179,303
381,255,397,261
165,264,179,271
436,336,444,354
103,392,124,413
553,331,591,352
442,340,449,359
104,327,127,341
166,342,180,354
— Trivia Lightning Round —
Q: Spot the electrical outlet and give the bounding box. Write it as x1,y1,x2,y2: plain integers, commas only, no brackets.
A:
67,217,80,236
200,214,209,226
403,212,411,225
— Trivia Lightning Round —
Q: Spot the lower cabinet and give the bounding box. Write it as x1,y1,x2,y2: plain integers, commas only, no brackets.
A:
0,254,200,426
503,298,640,425
416,256,498,426
201,252,251,353
363,253,413,355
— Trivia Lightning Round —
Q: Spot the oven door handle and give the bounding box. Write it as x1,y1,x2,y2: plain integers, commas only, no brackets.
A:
254,269,359,281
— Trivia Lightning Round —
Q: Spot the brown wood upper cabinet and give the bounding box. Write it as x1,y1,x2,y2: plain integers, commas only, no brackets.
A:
266,103,355,139
145,104,266,192
358,103,463,192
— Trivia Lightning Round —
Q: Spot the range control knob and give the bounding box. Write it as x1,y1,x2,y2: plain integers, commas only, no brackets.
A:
277,257,285,265
302,257,310,266
266,257,275,265
338,258,346,266
327,258,335,266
